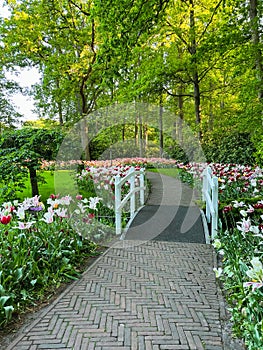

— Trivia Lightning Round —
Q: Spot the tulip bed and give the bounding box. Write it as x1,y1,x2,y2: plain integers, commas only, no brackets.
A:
0,194,113,326
209,166,263,349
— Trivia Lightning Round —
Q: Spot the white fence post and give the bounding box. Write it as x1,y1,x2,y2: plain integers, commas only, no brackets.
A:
114,167,145,236
115,174,122,235
139,168,145,206
202,168,207,202
129,167,135,219
202,166,218,240
211,176,218,240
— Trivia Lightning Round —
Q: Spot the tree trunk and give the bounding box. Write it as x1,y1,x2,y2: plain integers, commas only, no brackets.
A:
29,167,39,197
249,0,263,100
189,0,202,140
55,79,64,126
78,75,91,160
58,101,63,126
138,114,143,157
134,115,138,146
80,118,91,161
122,124,125,142
159,98,164,157
208,82,214,131
144,124,148,149
193,73,201,138
176,84,184,143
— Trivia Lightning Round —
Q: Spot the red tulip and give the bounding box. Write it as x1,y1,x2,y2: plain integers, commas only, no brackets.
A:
0,215,11,225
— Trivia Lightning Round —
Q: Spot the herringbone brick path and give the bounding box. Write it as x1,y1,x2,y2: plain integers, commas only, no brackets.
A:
7,240,224,350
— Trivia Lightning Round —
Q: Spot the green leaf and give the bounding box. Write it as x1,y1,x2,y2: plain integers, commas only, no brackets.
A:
0,285,5,296
4,305,14,321
0,296,10,307
14,267,23,282
30,279,37,286
20,289,29,300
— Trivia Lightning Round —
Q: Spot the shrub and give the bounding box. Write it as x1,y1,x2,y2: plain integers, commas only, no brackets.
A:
202,132,257,165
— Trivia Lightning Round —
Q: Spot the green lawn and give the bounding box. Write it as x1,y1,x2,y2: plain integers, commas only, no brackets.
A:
149,167,196,188
17,170,77,203
149,167,180,178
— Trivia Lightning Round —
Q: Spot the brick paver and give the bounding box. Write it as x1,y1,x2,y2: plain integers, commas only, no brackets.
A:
7,240,224,350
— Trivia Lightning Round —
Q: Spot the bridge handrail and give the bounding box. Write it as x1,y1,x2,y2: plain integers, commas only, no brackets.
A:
202,166,218,240
115,167,145,235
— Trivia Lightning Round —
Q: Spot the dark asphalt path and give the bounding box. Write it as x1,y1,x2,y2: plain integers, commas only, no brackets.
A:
124,171,206,244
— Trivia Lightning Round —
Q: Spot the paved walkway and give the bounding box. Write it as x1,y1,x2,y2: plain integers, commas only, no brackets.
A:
123,172,206,243
6,172,227,350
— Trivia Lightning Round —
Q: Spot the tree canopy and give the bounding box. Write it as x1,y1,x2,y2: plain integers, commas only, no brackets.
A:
0,0,262,164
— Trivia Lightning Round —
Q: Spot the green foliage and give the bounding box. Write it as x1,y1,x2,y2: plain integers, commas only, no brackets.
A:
0,71,22,127
202,132,257,165
0,0,262,149
0,152,28,201
89,124,130,160
89,122,162,159
23,118,61,129
94,0,169,64
0,189,117,326
252,133,263,167
0,127,63,162
164,139,189,163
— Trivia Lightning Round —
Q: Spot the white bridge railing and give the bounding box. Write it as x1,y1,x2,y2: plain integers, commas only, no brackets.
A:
202,166,218,240
115,167,145,235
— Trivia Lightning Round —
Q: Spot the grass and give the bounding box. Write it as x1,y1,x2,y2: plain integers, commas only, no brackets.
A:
149,166,200,198
16,170,77,203
149,168,180,178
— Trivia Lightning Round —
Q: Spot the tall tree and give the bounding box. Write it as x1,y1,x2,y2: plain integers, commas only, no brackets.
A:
249,0,263,100
1,0,103,126
163,0,228,139
0,71,22,128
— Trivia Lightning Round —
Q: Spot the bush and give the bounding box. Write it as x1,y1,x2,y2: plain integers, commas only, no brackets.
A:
202,132,257,165
252,134,263,167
